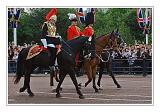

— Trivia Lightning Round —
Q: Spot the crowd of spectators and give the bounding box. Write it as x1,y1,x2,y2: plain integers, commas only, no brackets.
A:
112,43,152,59
110,43,152,74
8,41,37,60
8,41,152,74
8,41,152,61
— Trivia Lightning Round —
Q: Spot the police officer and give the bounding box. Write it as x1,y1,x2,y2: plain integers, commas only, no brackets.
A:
41,8,61,68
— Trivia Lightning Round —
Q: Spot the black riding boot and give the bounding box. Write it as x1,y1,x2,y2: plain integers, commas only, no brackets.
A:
90,34,96,59
91,42,96,59
48,47,57,73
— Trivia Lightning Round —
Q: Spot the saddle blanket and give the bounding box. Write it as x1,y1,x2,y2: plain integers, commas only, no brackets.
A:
26,45,47,60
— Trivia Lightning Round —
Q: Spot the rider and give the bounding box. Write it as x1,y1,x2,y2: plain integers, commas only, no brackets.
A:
41,8,61,68
67,13,83,40
67,13,83,77
83,11,96,59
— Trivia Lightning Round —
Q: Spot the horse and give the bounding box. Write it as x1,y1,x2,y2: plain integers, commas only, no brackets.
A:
97,49,121,89
14,36,89,98
55,36,90,99
82,29,122,92
14,45,59,97
97,31,124,89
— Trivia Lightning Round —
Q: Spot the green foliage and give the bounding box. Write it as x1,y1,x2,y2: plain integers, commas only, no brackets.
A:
95,8,152,44
8,8,152,45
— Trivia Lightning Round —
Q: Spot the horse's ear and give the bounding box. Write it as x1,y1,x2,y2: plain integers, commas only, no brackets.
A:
116,28,119,33
109,30,114,39
111,30,114,35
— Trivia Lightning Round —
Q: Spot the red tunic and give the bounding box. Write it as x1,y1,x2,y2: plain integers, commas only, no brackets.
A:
67,25,83,41
83,26,94,37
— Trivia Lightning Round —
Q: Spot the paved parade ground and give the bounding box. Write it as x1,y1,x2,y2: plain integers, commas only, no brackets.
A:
8,74,152,105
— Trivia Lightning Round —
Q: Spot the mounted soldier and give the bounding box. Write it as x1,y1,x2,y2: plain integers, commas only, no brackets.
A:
41,8,61,68
75,8,96,76
67,13,83,40
83,8,96,59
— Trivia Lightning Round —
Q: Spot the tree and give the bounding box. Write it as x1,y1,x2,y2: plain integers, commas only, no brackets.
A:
8,8,152,45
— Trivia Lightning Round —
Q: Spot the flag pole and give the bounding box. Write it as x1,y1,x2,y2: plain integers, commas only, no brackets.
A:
145,8,148,45
13,8,17,46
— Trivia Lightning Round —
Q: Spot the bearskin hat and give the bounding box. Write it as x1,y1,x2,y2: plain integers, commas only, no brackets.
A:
85,12,95,26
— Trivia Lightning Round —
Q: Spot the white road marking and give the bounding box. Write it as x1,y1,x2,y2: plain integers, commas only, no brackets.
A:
61,97,151,102
17,91,152,98
8,99,15,102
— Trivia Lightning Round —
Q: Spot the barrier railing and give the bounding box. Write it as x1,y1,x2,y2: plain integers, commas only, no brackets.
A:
111,58,152,75
8,58,152,75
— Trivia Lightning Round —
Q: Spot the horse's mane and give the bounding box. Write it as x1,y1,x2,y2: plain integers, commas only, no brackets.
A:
96,34,108,40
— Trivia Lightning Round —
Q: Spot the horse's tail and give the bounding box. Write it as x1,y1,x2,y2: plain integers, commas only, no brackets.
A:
14,48,26,84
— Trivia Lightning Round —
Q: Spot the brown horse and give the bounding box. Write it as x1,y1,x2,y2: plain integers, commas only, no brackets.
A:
83,30,120,92
50,30,121,93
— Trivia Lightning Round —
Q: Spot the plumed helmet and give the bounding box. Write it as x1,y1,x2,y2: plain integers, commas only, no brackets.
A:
45,8,57,22
49,15,57,22
67,13,77,21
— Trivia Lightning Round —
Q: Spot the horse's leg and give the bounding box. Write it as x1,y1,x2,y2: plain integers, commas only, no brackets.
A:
56,70,67,98
26,74,34,97
84,61,92,87
92,66,99,92
68,68,84,99
19,74,28,93
50,71,54,86
55,66,60,82
97,62,105,87
84,66,92,87
107,61,121,88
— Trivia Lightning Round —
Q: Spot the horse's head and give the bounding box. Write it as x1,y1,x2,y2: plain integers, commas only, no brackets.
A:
108,29,125,50
96,30,120,49
114,29,124,47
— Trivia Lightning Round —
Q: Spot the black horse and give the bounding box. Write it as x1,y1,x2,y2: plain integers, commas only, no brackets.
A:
55,36,91,99
14,36,89,99
14,45,58,97
97,30,124,89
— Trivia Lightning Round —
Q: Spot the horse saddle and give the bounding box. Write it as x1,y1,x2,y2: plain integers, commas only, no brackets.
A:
26,45,47,60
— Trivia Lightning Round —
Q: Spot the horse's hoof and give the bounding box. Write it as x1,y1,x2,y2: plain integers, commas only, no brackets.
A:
79,95,85,99
29,93,34,97
97,82,100,87
56,94,62,98
19,88,25,92
117,85,121,88
51,89,56,93
95,89,99,93
78,83,82,87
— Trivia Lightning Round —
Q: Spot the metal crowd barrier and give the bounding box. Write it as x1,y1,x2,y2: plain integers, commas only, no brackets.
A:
8,60,17,73
8,58,152,75
111,58,152,75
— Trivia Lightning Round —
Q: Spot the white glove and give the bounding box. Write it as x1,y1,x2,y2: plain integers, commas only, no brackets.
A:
41,39,47,48
88,36,92,41
47,44,55,48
